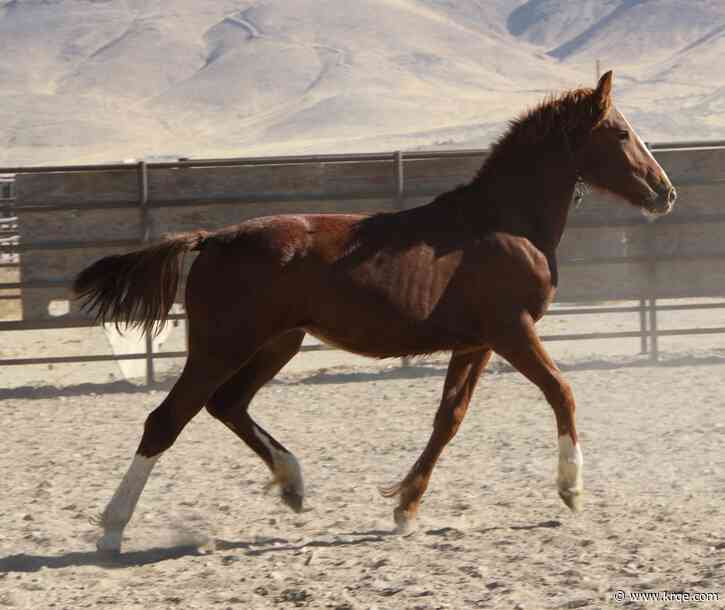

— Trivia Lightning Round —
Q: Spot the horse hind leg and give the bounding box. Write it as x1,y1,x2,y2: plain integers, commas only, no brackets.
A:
380,348,491,533
206,329,306,512
94,353,241,554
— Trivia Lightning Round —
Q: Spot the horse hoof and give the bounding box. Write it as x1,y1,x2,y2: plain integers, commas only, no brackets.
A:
558,489,583,513
96,548,122,562
393,507,417,535
96,529,123,554
281,489,304,513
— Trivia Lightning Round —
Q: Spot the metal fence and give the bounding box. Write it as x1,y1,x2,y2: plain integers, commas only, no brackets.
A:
0,174,16,253
2,143,725,384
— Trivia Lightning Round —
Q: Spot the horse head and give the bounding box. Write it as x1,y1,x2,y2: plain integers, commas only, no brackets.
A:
576,71,676,217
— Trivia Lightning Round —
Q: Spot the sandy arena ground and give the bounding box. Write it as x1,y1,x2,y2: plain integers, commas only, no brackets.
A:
1,328,725,610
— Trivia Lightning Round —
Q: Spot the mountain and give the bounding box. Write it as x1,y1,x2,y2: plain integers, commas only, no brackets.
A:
1,0,724,165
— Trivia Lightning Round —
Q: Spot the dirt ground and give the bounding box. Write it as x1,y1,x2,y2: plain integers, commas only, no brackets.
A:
1,331,724,609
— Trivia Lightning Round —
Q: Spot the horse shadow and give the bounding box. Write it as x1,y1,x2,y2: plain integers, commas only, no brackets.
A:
0,520,563,572
217,530,397,557
0,545,205,572
0,532,394,572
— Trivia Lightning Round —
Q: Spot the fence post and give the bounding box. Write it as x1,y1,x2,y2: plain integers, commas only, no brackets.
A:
395,151,412,368
395,151,404,210
138,161,155,384
644,218,659,362
638,297,648,354
647,296,658,362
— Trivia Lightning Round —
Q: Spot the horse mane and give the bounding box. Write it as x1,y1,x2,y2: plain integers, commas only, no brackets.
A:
352,84,612,240
475,86,611,181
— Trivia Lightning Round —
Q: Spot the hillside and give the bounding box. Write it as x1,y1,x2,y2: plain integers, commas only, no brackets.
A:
1,0,724,165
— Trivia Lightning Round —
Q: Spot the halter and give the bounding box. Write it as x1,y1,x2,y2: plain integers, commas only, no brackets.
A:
562,127,589,209
573,175,590,209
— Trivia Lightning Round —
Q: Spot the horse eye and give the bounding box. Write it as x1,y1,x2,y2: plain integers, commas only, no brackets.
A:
617,129,630,140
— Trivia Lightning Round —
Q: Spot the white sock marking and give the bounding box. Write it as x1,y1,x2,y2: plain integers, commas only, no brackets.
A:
557,435,583,495
97,454,158,551
253,425,304,496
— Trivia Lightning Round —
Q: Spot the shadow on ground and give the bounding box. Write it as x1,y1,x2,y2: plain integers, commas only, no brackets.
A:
0,531,394,572
0,545,204,572
0,520,568,573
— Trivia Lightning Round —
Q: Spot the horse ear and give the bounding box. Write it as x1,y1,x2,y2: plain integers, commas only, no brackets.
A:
595,70,613,101
592,70,613,122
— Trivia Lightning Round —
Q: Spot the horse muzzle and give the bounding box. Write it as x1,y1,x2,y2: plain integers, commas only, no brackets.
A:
644,184,676,217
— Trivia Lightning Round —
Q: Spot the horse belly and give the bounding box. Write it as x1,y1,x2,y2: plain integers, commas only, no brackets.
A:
304,315,482,359
304,327,390,358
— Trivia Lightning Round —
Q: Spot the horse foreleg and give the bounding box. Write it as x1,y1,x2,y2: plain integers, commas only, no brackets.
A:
94,355,236,554
379,348,491,533
494,314,583,512
206,330,306,512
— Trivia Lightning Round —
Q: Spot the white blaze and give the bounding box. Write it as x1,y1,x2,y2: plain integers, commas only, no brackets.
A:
619,111,662,168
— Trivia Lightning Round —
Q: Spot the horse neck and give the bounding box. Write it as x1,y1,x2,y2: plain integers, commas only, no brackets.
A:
472,151,578,255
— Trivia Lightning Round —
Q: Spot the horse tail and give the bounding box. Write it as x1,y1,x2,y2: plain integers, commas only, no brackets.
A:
73,230,209,336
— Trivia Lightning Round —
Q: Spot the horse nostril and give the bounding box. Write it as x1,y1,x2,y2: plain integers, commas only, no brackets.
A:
668,187,677,205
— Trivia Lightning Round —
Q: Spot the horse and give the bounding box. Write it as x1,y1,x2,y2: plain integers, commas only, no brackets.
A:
74,71,676,554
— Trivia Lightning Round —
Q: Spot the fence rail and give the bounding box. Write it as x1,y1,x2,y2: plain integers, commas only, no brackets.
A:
0,181,17,266
2,143,725,385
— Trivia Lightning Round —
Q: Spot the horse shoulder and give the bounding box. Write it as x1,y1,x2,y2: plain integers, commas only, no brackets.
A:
483,233,556,319
487,233,549,274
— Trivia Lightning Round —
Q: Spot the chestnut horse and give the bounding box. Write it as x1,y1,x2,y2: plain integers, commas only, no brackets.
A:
75,71,675,553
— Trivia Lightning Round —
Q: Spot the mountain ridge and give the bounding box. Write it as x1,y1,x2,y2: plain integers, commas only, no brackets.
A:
1,0,723,165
